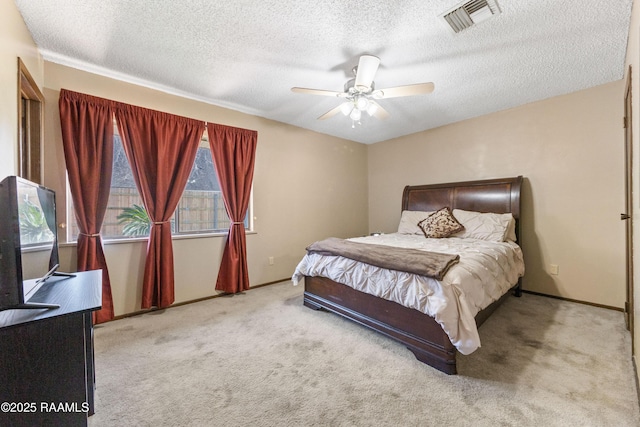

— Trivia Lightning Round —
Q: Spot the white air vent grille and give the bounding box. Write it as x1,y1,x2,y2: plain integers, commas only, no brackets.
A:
441,0,501,33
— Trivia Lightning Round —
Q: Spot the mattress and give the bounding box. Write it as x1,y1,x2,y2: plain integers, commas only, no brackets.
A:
292,233,525,354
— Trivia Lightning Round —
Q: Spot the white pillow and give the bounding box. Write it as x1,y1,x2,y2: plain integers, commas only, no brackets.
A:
452,209,515,242
505,216,517,242
397,210,434,234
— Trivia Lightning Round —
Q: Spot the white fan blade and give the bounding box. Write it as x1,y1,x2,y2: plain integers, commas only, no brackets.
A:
377,82,435,98
291,87,343,97
317,104,344,120
354,55,380,91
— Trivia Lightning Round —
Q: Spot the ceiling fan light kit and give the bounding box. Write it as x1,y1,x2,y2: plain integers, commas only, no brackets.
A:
340,102,354,116
291,54,435,127
340,94,381,128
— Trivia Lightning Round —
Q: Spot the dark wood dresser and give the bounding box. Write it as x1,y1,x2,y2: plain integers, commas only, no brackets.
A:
0,270,102,427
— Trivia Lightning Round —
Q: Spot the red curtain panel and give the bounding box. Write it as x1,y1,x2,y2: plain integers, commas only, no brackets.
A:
115,105,203,308
206,123,257,294
58,89,115,323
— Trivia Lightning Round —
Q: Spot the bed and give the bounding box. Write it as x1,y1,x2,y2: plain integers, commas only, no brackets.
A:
292,176,524,374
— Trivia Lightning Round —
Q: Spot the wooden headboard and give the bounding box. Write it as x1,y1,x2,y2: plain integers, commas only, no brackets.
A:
402,176,523,241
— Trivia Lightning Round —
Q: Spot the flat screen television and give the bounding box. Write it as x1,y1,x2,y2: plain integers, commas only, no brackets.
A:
0,176,70,311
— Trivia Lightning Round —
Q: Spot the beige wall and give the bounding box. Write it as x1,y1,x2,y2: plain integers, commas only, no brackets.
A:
624,0,640,389
368,81,626,309
43,62,369,316
0,1,43,178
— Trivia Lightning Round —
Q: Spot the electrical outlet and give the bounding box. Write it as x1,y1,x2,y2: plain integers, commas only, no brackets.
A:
268,256,274,266
550,264,559,275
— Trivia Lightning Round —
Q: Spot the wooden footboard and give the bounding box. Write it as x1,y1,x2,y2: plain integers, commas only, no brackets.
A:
304,275,458,373
304,275,516,375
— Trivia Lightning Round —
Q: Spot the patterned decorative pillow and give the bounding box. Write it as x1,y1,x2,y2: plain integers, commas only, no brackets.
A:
418,207,465,238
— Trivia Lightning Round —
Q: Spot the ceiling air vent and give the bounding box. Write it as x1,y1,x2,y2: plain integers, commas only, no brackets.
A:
441,0,501,33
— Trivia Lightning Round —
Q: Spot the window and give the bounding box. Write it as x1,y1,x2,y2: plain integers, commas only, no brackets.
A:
68,126,250,241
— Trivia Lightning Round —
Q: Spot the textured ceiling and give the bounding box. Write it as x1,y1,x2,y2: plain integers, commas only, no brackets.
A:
15,0,633,144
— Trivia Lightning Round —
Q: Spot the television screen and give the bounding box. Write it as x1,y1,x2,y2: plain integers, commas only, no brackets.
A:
0,176,60,308
16,179,59,289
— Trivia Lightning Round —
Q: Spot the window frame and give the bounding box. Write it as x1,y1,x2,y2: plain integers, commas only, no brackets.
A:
17,58,44,184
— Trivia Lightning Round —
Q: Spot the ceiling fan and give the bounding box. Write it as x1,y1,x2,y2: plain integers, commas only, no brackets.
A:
291,55,434,126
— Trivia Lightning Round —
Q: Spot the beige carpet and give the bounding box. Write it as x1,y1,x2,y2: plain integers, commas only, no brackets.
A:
88,281,640,427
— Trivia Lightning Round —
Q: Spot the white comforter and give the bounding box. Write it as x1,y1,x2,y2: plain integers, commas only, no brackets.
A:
292,233,524,355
